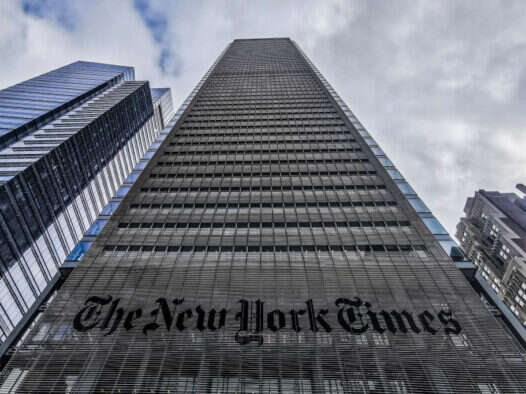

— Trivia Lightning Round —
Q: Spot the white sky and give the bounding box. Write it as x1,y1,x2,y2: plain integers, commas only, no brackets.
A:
2,0,526,238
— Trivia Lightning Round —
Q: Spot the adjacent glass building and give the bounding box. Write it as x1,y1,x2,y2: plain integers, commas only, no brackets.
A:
1,39,526,393
0,61,173,361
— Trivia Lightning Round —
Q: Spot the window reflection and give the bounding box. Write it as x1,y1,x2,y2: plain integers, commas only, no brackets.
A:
115,186,131,198
408,198,429,212
422,217,447,235
397,182,416,195
85,220,107,236
125,172,140,183
387,169,403,180
66,242,92,262
378,157,392,167
101,201,120,215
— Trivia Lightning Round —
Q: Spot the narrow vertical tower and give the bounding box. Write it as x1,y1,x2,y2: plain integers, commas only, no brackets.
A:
2,39,525,393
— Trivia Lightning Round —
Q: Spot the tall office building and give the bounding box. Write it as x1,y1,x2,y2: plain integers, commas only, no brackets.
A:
456,185,526,341
1,39,525,393
0,61,173,361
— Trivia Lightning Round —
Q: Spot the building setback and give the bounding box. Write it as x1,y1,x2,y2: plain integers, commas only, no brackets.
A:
0,61,173,361
1,39,525,393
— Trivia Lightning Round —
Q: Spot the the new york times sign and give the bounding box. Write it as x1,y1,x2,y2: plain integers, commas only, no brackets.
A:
73,296,461,345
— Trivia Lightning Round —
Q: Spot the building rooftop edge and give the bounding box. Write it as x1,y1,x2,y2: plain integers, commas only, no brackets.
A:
480,189,526,235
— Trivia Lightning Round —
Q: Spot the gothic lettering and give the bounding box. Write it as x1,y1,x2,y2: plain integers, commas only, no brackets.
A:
236,299,249,332
208,308,228,331
364,302,385,334
124,309,142,331
73,296,461,342
267,309,286,331
335,297,368,334
306,299,331,333
438,309,462,335
418,310,438,334
176,309,193,331
101,298,124,336
143,298,176,335
73,295,113,332
383,310,421,334
195,305,206,331
290,308,306,332
255,300,264,333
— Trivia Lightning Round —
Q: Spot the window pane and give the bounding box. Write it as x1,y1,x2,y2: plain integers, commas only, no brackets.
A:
387,169,403,180
66,242,92,262
85,220,107,236
135,161,147,170
408,198,429,212
115,186,130,198
371,147,384,155
101,201,120,215
422,217,447,235
397,182,416,195
125,172,140,183
378,157,392,167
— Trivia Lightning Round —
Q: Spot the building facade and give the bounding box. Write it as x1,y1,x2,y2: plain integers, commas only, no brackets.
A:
456,185,526,337
61,88,175,273
1,39,525,393
0,61,173,360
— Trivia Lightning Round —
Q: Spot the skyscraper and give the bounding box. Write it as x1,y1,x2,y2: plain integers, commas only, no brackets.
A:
456,185,526,343
1,38,525,393
0,61,173,361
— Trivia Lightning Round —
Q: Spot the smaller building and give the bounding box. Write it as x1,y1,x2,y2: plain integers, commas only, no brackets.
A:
456,185,526,333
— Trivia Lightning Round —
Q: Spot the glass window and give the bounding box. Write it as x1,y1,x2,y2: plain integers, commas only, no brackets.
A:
477,383,501,394
357,129,369,137
7,263,35,308
135,161,147,170
439,240,457,256
125,172,140,183
66,242,92,262
408,198,429,212
387,169,403,180
85,220,108,236
397,182,416,195
363,137,375,146
0,368,28,392
115,186,130,198
422,217,448,235
378,157,392,167
101,201,120,215
371,147,384,155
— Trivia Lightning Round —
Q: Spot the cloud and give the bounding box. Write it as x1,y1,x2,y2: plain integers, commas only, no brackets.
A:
133,0,183,76
1,0,526,238
21,0,76,30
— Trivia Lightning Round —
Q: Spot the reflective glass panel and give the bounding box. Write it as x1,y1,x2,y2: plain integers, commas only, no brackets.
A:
422,217,448,235
101,201,120,215
65,242,92,262
85,220,108,236
408,198,429,212
397,182,416,195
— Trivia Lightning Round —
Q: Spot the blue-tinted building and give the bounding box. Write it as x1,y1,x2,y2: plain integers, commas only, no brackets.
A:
0,61,173,360
0,61,134,149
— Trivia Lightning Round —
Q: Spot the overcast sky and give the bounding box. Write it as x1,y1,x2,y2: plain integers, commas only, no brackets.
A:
1,0,525,238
